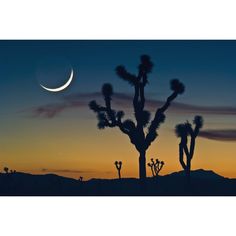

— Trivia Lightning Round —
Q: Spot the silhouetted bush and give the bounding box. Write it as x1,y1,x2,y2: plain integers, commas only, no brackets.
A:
147,158,165,177
3,167,9,174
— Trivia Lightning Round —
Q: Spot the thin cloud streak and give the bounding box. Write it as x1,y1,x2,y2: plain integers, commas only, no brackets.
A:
199,129,236,141
41,168,92,174
28,92,236,118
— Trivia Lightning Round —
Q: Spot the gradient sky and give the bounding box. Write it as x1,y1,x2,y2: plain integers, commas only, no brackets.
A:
0,40,236,179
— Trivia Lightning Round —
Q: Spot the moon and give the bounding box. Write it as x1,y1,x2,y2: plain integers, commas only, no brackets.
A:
40,69,74,92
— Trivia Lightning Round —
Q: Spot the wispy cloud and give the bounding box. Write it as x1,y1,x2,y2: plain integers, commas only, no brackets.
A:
40,168,112,175
31,103,69,118
199,129,236,141
41,168,92,174
27,92,236,118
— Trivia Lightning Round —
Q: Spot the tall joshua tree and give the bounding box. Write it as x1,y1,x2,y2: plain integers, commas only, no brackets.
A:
175,116,204,182
89,55,185,180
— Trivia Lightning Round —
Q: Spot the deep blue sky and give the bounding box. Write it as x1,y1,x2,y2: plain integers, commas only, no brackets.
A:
1,40,236,113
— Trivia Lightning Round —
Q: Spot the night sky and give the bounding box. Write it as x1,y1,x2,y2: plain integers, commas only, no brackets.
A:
0,40,236,179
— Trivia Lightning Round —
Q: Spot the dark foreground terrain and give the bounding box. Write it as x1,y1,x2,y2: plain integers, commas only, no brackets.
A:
0,169,236,196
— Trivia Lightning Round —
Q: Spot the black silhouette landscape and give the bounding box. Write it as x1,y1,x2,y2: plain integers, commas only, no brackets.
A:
1,170,236,196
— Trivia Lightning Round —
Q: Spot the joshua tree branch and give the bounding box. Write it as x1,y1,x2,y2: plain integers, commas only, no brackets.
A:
139,83,145,111
179,144,187,170
159,92,178,113
145,91,178,148
182,143,190,159
90,96,134,141
151,165,155,177
194,127,199,137
117,121,131,136
189,136,196,160
133,84,139,110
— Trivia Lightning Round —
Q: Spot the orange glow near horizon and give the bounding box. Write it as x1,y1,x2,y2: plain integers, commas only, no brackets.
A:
1,110,236,180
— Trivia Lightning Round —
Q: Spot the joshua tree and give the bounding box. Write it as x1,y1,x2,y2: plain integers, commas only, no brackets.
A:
114,161,122,179
89,55,185,180
147,158,164,177
78,176,83,182
3,167,9,174
175,116,204,182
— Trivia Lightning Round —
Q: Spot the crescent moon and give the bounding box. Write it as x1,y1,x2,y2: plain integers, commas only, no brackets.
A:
40,69,74,92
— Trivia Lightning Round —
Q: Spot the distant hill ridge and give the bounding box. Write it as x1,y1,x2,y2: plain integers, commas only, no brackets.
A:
0,168,230,181
164,169,228,180
0,169,235,196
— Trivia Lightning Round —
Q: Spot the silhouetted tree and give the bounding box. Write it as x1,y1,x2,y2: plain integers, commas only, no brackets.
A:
114,161,122,179
4,167,9,174
175,116,204,182
147,160,155,177
78,176,83,182
147,158,164,177
89,55,185,180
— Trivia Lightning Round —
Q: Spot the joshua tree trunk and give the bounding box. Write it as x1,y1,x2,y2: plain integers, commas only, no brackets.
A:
118,170,121,179
186,158,191,183
179,143,191,184
139,150,146,179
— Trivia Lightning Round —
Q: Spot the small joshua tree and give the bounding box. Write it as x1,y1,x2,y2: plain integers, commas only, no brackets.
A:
175,116,204,182
89,55,185,180
4,167,9,174
114,161,122,179
147,158,164,177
